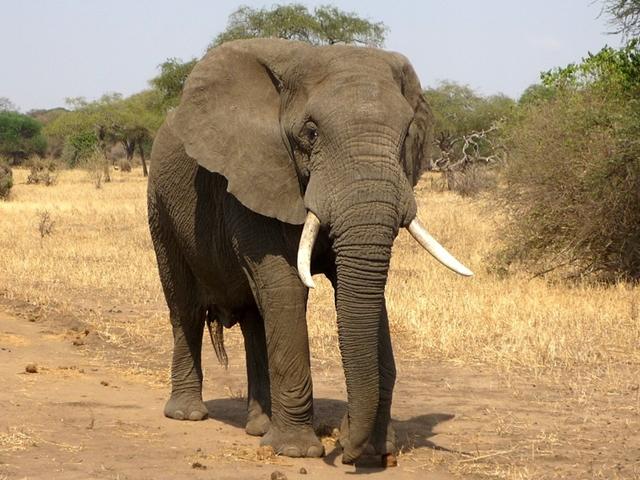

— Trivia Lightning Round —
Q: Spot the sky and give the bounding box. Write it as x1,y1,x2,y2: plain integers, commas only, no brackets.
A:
0,0,624,112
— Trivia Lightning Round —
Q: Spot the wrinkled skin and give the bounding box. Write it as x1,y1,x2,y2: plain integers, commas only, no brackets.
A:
148,38,432,463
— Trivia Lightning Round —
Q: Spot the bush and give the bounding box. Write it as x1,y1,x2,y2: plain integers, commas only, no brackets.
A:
85,151,111,188
0,160,13,199
26,158,58,186
442,164,498,198
497,89,640,281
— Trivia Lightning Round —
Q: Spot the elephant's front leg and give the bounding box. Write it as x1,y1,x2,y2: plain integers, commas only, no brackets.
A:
240,307,272,436
241,255,323,458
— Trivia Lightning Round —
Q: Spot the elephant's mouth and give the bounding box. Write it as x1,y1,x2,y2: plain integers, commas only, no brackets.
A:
297,209,473,288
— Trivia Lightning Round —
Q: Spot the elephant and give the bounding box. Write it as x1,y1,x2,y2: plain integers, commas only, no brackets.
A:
147,38,472,464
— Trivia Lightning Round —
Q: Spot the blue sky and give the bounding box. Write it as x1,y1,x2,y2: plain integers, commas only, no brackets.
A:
1,0,623,111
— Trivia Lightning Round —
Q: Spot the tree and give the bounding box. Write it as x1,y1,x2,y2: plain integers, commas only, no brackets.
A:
209,4,387,48
0,111,47,164
112,90,164,176
423,82,514,171
603,0,640,38
313,5,386,46
45,91,163,176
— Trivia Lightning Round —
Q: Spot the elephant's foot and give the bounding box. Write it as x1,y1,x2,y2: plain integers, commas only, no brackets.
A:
260,425,324,458
164,392,208,421
246,411,271,436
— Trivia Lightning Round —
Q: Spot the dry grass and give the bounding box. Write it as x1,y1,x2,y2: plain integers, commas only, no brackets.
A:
1,167,638,376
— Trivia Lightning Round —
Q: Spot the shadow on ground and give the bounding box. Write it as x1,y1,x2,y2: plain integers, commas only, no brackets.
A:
206,396,455,470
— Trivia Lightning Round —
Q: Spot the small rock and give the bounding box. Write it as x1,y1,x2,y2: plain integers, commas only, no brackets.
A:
270,471,287,480
299,467,308,474
191,461,206,470
72,338,84,346
25,363,38,373
100,380,109,386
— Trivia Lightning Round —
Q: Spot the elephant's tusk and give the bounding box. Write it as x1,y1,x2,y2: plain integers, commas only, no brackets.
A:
297,211,321,288
407,217,474,277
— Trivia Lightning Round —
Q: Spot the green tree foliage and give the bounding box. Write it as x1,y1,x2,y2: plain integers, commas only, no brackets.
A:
518,83,556,105
45,91,163,175
603,0,640,38
210,4,387,48
424,81,515,140
498,41,640,281
0,111,47,164
149,57,197,110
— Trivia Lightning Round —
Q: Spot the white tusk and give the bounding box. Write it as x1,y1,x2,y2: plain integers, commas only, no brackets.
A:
297,211,321,288
407,218,474,277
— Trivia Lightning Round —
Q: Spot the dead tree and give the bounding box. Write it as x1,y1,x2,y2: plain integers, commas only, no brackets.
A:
431,124,506,193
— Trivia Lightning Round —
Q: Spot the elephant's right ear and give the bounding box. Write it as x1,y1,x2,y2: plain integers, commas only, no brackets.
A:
172,40,308,225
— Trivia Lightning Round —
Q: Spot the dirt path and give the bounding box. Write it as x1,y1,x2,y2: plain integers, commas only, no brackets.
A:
0,309,454,479
1,308,639,479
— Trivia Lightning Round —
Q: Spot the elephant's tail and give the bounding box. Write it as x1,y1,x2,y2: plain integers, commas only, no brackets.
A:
206,310,228,369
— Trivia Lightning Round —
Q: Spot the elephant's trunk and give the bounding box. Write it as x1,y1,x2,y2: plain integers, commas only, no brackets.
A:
333,225,393,463
326,165,401,461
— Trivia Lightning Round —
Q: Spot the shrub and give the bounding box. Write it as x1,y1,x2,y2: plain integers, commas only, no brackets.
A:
497,90,640,281
0,160,13,199
85,151,108,189
26,158,58,186
442,164,498,198
36,210,54,238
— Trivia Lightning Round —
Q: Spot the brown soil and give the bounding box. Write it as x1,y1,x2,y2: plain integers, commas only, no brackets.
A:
0,306,638,479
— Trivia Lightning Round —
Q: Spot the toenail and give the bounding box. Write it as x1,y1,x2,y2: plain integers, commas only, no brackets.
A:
282,447,302,457
307,445,324,457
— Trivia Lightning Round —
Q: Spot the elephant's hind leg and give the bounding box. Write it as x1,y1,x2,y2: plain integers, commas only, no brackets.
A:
240,307,271,436
149,205,208,421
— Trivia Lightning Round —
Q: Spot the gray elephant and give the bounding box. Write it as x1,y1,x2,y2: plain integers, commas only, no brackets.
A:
147,38,471,464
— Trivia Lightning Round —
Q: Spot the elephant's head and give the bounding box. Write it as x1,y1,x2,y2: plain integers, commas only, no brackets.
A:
173,39,472,462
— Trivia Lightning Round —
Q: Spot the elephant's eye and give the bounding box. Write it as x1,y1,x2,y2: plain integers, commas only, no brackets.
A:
301,121,318,146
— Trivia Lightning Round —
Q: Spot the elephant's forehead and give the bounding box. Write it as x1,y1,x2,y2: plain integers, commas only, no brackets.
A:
315,47,395,75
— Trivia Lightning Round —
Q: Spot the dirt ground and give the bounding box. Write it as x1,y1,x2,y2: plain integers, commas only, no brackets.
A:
1,303,639,480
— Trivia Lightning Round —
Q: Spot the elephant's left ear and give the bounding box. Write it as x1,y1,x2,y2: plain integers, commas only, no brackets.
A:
388,54,434,187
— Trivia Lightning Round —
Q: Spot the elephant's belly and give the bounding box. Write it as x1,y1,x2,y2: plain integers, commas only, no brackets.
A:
187,245,255,313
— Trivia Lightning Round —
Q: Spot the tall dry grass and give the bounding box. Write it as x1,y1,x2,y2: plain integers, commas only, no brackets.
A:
0,168,638,374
